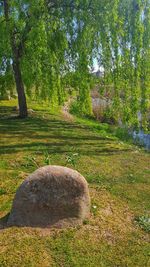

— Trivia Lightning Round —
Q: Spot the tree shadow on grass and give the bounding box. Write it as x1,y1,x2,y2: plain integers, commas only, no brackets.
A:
0,105,20,118
0,108,132,157
0,141,132,156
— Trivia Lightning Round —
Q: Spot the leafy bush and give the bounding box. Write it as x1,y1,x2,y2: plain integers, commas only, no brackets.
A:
70,101,80,116
70,99,92,117
135,215,150,233
115,127,131,141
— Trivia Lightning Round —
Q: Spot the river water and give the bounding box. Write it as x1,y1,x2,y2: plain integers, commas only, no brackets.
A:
92,97,150,151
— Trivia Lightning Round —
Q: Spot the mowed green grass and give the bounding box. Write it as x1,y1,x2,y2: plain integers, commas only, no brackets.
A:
0,100,150,267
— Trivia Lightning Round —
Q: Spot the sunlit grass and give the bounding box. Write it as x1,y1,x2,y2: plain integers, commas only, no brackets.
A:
0,100,150,267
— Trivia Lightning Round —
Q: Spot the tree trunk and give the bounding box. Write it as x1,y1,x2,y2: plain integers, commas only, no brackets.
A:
4,0,28,118
13,58,28,118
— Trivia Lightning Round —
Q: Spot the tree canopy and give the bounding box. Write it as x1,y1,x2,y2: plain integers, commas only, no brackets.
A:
0,0,150,128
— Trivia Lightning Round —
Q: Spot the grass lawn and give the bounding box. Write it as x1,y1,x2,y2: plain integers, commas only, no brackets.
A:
0,100,150,267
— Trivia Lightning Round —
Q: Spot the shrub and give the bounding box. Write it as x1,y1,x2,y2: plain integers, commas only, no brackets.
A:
135,215,150,233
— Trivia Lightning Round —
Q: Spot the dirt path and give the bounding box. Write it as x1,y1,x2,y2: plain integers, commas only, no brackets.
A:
61,97,75,122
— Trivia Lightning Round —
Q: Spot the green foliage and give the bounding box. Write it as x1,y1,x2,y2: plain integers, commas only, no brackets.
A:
0,0,150,124
43,151,51,165
0,188,7,196
23,155,39,168
66,152,79,167
115,127,132,142
135,215,150,233
70,100,81,116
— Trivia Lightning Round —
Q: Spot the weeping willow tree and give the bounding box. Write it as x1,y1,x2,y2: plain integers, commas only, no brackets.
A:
93,0,150,129
92,0,150,129
0,0,150,128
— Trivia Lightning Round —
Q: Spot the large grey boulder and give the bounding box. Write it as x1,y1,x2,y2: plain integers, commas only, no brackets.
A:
7,166,90,228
